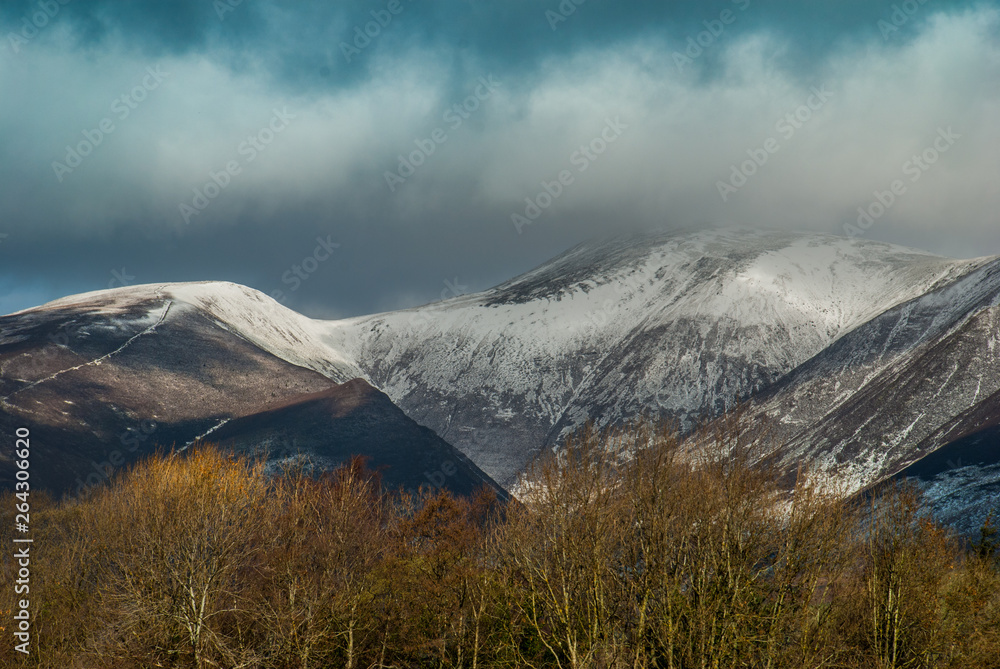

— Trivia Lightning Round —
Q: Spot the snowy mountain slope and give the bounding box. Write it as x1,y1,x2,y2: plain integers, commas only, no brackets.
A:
320,230,987,486
14,282,363,383
0,289,337,492
738,258,1000,523
0,286,496,496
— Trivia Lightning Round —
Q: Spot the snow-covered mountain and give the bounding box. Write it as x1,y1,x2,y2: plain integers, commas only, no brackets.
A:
743,256,1000,532
321,229,988,486
0,285,497,497
3,228,998,524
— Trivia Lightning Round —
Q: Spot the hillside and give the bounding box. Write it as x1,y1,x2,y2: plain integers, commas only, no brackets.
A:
3,229,998,519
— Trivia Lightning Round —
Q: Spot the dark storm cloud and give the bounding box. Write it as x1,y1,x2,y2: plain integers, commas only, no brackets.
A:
0,0,264,54
1,0,998,317
3,0,978,89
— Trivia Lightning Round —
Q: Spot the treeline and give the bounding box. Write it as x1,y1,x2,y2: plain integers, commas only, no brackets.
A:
3,421,1000,668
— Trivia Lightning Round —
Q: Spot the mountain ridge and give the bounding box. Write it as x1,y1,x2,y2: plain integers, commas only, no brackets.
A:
3,228,998,524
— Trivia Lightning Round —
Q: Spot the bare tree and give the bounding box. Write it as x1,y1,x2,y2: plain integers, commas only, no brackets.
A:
82,446,268,668
496,424,630,669
258,457,391,669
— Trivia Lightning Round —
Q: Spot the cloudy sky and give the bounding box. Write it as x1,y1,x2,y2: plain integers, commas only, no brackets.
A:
1,0,997,318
